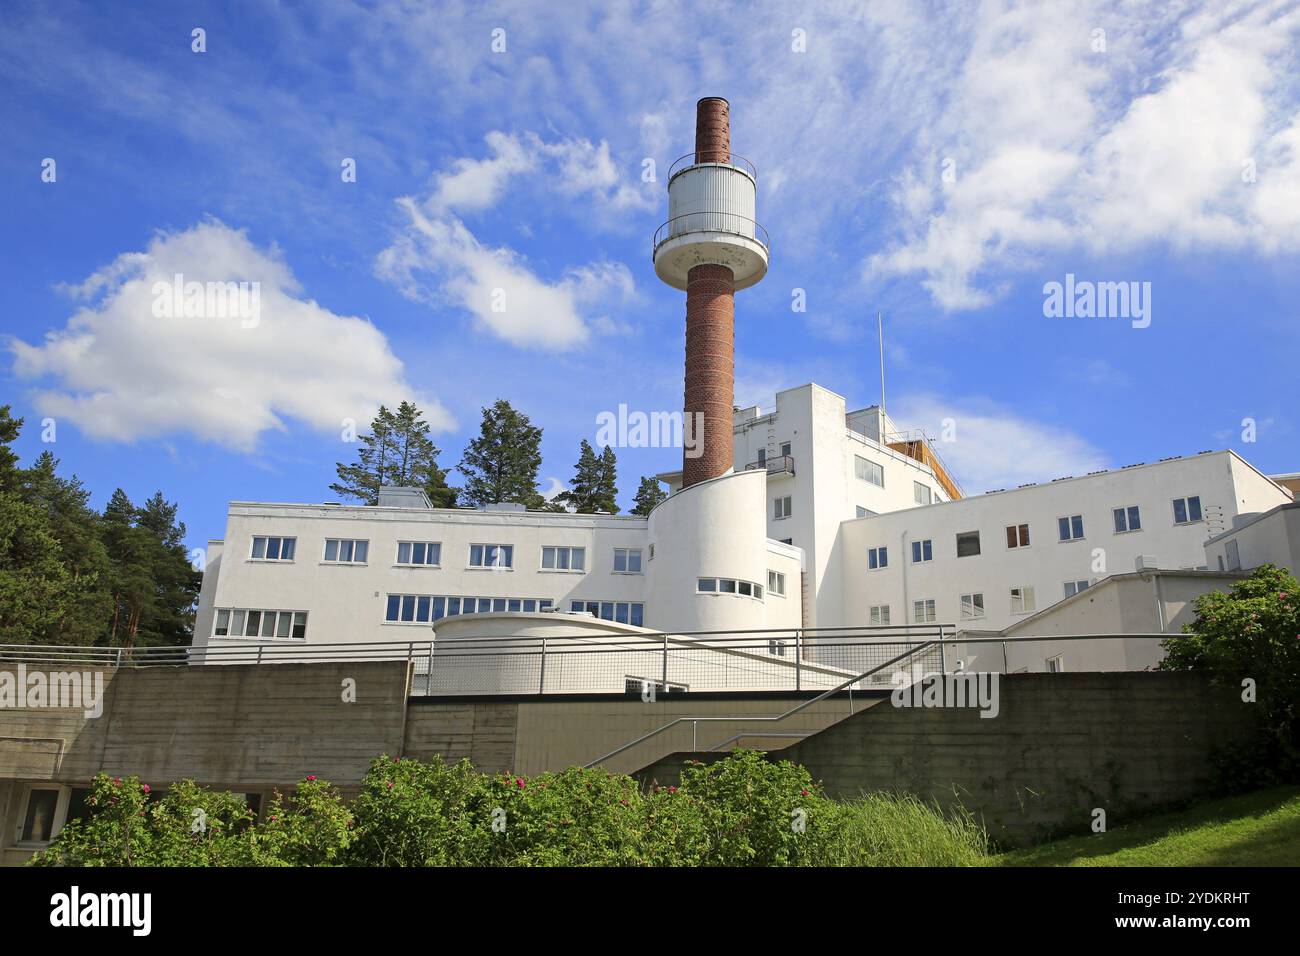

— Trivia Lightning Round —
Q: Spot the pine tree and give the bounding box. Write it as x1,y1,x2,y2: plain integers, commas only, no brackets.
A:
331,401,458,507
631,476,668,516
458,399,545,508
134,491,202,647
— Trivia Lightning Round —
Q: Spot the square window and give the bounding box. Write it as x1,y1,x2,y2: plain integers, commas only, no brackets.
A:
21,789,59,843
956,531,981,557
960,593,985,620
1006,524,1030,548
911,539,933,563
1058,515,1085,541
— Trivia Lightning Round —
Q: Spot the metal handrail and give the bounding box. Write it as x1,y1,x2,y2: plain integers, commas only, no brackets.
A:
743,455,795,476
653,210,770,257
581,630,1191,769
583,636,946,768
666,151,759,182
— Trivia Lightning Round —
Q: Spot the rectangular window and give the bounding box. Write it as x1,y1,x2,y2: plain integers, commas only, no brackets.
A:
1225,539,1241,571
469,544,513,568
756,448,766,465
869,605,891,626
956,530,981,557
214,609,230,636
1063,580,1090,598
251,536,296,561
572,600,644,625
542,546,586,571
1005,524,1030,548
855,455,885,487
774,496,792,519
867,546,888,570
612,548,642,573
397,541,442,566
1010,586,1036,614
1058,515,1085,541
914,482,932,505
20,788,59,843
1113,506,1141,533
960,593,985,620
911,539,933,563
780,441,792,457
698,577,717,592
912,599,936,624
767,570,786,596
1046,655,1064,673
1172,496,1203,525
324,538,369,563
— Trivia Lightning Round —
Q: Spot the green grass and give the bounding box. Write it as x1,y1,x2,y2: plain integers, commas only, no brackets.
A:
995,786,1300,866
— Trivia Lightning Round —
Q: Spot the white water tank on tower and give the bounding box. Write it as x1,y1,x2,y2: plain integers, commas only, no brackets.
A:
653,154,769,290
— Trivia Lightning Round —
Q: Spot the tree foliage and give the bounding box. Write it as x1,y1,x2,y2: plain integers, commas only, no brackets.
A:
0,405,199,647
331,401,458,507
457,399,546,509
630,476,668,516
555,440,619,514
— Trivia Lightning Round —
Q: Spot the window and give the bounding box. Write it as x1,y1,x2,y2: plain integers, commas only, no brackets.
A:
698,577,717,592
542,546,586,572
648,544,655,560
469,544,513,568
20,788,59,843
612,548,642,573
1046,655,1064,673
389,594,552,623
1113,506,1141,533
912,599,936,624
867,546,888,570
911,539,933,563
767,570,786,597
914,482,932,505
570,600,644,627
956,530,981,557
1057,515,1085,541
213,608,306,639
396,541,441,566
1010,586,1036,614
1172,496,1203,525
768,640,787,657
1005,524,1030,548
774,496,792,519
855,455,884,487
322,538,367,563
1063,580,1090,598
251,535,296,561
960,593,985,620
698,577,763,599
856,506,876,518
869,605,891,626
779,538,793,545
756,448,767,465
780,441,792,457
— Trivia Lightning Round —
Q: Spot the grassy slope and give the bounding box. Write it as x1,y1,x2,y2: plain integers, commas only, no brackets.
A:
994,786,1300,867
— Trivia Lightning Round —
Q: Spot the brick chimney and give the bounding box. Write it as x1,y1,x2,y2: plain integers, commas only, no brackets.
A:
652,97,768,488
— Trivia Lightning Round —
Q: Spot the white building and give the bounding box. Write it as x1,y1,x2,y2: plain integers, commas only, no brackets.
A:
193,94,1295,682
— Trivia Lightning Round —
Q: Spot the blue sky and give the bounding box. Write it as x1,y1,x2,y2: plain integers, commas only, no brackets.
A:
2,0,1298,555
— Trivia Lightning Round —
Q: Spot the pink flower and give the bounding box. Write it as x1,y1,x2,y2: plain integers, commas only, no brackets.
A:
516,778,526,789
141,784,151,794
386,782,394,790
306,775,317,781
801,789,809,796
667,786,677,794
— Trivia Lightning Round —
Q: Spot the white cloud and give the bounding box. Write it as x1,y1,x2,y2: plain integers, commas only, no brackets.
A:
377,131,643,351
869,1,1300,310
8,220,447,451
890,394,1110,494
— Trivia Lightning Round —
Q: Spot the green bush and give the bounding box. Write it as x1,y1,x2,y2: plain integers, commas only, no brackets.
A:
31,752,988,867
1161,564,1300,785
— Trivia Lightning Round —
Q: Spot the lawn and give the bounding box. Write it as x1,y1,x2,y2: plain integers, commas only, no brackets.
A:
995,786,1300,867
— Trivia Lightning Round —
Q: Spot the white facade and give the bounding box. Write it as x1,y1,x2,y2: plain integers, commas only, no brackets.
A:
195,382,1293,679
837,450,1291,635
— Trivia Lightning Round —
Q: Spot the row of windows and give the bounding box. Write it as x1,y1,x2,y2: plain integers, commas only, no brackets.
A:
385,594,556,624
884,581,1091,625
569,600,645,627
868,496,1205,569
213,608,308,639
251,536,643,573
698,577,765,599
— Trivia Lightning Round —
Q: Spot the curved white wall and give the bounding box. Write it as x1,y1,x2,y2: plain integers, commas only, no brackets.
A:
647,469,771,633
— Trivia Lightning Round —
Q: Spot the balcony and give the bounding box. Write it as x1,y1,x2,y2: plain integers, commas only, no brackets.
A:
744,455,795,478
